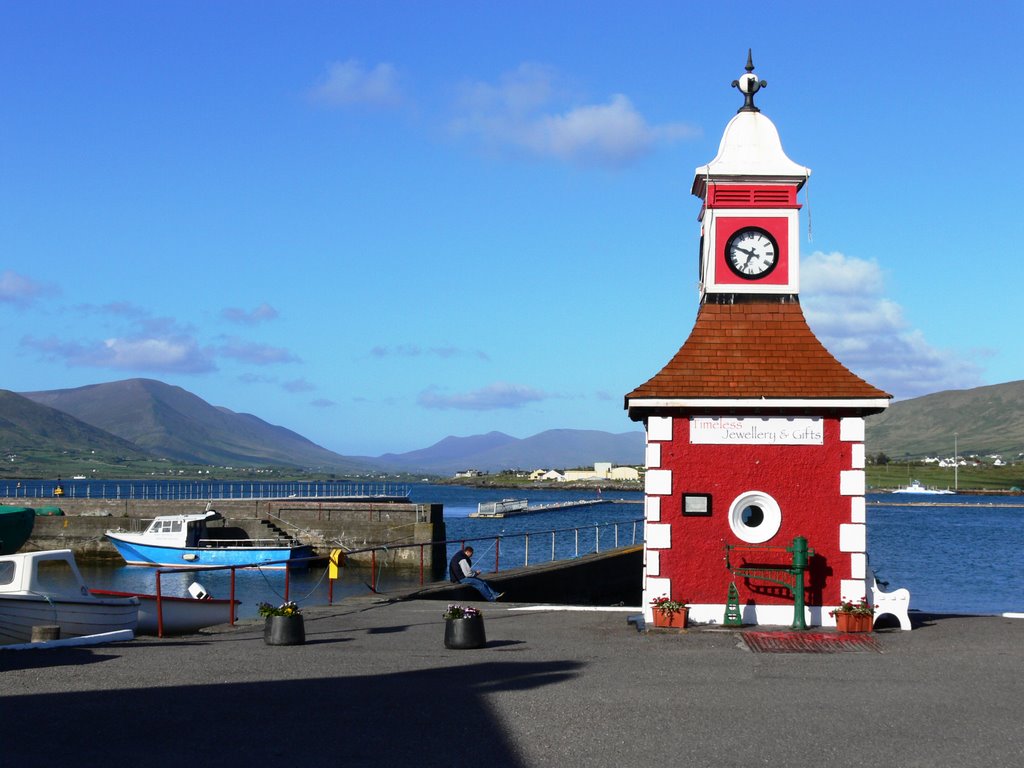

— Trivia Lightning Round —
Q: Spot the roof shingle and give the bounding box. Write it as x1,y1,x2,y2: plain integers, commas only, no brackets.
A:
625,299,891,406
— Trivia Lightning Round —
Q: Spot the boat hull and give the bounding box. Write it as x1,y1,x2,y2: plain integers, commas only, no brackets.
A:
0,593,139,645
105,534,314,569
0,506,35,555
91,590,238,635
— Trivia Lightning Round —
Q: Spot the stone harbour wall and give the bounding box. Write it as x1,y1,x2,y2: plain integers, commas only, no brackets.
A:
19,497,447,576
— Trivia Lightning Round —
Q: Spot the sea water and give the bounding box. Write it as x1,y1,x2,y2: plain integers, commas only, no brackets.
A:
866,495,1024,615
37,484,1024,617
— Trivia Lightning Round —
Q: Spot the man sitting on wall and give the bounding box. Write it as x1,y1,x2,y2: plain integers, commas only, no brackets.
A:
448,545,504,602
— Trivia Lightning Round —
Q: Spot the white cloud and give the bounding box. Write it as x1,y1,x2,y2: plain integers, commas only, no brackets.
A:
308,60,403,108
282,378,316,393
418,381,548,410
450,64,698,167
217,337,299,365
1,270,52,305
370,344,489,361
21,334,215,373
801,251,984,399
221,303,279,325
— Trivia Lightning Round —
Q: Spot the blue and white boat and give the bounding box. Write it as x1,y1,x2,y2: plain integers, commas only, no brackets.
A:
105,506,313,569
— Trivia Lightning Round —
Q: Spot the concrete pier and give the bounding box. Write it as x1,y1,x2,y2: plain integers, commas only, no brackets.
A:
1,601,1021,766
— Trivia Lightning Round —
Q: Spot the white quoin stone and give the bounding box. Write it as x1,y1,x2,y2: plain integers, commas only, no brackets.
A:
647,549,661,576
646,523,672,550
645,442,662,468
850,497,866,524
647,416,673,442
646,576,671,599
840,470,865,496
645,469,672,496
645,496,661,521
839,417,865,442
850,552,867,580
840,578,868,603
839,523,866,553
851,443,865,469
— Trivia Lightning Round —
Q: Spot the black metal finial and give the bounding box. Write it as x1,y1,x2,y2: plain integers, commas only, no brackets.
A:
731,48,767,113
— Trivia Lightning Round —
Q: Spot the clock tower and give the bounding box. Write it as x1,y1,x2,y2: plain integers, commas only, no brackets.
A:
625,53,894,628
696,51,806,297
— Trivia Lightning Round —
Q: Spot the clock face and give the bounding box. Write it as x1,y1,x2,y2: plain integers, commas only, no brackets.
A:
725,227,779,279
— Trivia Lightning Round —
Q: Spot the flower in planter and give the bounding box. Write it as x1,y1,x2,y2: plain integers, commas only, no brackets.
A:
443,604,482,620
258,601,302,618
829,597,872,617
650,595,688,617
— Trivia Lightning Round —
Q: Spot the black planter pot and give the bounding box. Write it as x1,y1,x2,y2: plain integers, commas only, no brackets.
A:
264,614,305,646
444,615,486,649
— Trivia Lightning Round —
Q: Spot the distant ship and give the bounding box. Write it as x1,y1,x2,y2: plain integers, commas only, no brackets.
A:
891,479,954,495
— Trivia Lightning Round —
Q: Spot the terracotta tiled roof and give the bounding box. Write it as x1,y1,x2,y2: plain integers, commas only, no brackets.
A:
625,299,891,406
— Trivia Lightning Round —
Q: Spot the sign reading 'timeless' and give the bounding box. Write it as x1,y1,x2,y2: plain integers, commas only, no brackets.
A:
690,416,823,445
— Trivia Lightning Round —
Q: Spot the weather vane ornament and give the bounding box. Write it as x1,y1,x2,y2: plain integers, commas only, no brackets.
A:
732,49,767,113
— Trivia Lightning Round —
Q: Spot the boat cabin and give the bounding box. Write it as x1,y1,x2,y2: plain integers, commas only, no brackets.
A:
0,549,92,598
140,510,224,548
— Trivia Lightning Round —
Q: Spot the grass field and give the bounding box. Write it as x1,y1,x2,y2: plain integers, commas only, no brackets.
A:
866,463,1024,492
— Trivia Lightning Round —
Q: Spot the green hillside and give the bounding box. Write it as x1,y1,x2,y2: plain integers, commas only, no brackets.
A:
865,380,1024,460
22,379,371,471
0,389,156,476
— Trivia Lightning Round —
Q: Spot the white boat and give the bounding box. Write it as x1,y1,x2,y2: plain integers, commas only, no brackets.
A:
90,586,239,635
891,480,954,495
0,549,139,645
105,505,314,569
471,499,529,518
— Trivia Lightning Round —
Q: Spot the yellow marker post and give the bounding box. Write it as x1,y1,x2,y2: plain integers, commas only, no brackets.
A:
328,549,346,580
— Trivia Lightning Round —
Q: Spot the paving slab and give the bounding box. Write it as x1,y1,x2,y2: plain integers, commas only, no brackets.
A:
2,601,1022,767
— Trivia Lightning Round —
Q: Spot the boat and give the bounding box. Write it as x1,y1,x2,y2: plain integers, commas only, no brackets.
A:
104,505,314,569
891,480,955,495
0,549,139,645
90,585,239,635
0,506,35,555
471,499,529,518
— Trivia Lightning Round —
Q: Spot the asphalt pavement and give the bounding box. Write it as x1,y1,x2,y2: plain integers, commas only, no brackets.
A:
2,599,1022,768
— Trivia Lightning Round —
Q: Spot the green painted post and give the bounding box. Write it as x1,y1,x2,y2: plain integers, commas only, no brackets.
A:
789,536,810,630
723,582,743,626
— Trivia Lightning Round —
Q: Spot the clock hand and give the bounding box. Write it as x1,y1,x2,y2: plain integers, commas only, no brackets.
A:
735,246,759,269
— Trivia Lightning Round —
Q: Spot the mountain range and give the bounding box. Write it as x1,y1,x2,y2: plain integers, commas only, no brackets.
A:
6,378,644,474
3,377,1023,475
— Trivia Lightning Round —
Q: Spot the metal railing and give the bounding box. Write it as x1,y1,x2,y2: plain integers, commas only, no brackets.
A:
141,517,643,636
344,517,644,592
0,480,411,501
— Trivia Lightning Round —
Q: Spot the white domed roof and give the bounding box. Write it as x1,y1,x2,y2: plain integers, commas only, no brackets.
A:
696,110,809,181
691,53,810,197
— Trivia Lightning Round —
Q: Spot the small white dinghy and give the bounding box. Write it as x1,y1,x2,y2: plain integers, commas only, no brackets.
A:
91,582,238,636
0,549,139,645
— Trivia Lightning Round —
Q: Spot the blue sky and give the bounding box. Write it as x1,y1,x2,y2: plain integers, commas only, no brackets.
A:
2,2,1021,456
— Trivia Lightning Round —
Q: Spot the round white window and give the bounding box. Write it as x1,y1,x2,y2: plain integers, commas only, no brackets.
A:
728,491,782,544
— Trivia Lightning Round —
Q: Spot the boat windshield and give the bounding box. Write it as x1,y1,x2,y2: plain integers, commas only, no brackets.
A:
0,561,15,586
35,558,81,595
146,519,184,534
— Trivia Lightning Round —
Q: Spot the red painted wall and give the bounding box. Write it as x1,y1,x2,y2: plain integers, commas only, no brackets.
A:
654,415,850,607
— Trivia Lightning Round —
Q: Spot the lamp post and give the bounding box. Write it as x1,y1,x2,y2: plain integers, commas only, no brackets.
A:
954,432,958,492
